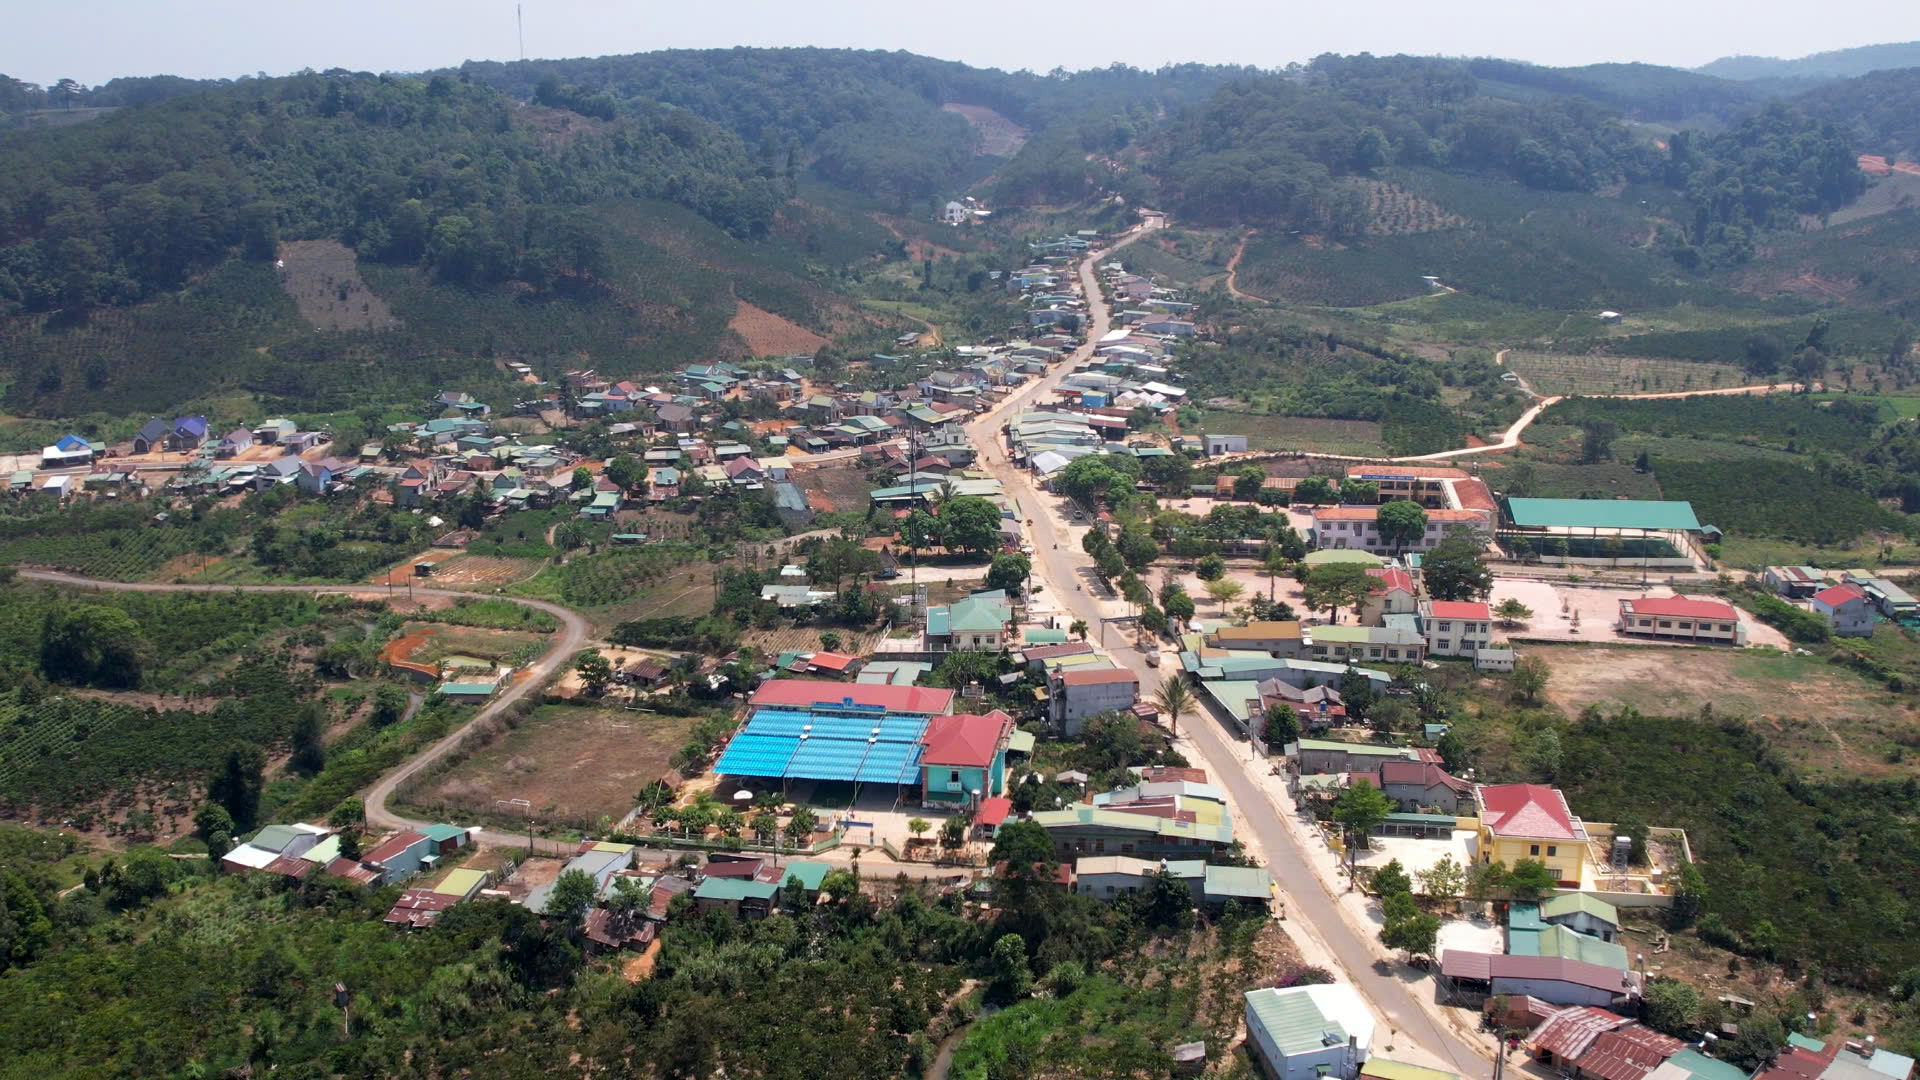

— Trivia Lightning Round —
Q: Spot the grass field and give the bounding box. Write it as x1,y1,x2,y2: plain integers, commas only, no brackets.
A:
1505,351,1756,395
1713,535,1920,571
1529,641,1920,779
1192,409,1389,457
407,703,698,831
1501,456,1664,500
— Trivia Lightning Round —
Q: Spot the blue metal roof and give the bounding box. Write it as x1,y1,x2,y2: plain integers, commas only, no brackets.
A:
712,706,932,785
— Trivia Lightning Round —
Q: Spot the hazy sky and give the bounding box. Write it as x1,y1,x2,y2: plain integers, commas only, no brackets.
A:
6,0,1918,86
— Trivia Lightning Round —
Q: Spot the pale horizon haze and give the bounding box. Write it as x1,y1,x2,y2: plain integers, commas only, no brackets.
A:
4,0,1918,87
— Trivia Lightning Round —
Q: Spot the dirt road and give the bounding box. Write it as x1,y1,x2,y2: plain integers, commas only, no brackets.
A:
1226,231,1265,301
14,569,589,846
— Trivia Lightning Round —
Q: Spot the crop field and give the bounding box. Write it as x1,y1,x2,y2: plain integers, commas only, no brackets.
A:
1505,351,1755,395
1359,179,1468,235
740,624,891,656
407,703,699,831
1191,409,1388,457
0,524,195,581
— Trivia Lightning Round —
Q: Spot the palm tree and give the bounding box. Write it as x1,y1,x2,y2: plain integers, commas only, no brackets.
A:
1151,674,1199,738
1070,619,1089,641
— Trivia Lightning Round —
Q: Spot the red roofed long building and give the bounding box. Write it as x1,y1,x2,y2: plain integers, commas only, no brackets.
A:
748,678,955,716
1616,596,1745,646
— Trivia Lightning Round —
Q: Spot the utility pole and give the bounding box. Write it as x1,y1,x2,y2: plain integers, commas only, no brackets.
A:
517,4,525,61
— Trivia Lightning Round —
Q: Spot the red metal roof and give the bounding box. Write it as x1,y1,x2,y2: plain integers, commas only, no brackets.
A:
749,678,955,715
1020,642,1096,661
919,710,1013,768
1453,478,1499,512
325,857,380,885
974,796,1013,827
265,854,317,879
1440,949,1494,981
584,909,658,949
1428,600,1491,620
1529,1006,1634,1061
1367,568,1415,593
1057,667,1140,686
1575,1026,1686,1080
1378,759,1473,794
1753,1044,1841,1080
383,888,459,927
1492,953,1632,993
364,830,427,865
1477,783,1578,840
1813,584,1867,607
1619,596,1737,620
806,651,858,672
701,857,768,879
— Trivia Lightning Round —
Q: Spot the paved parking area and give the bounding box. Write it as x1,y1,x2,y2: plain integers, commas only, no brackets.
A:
1354,829,1479,882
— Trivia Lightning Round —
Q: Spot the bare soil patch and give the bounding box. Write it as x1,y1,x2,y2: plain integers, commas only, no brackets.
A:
416,553,546,589
276,239,399,331
1528,641,1920,779
415,703,700,830
793,462,875,514
729,298,829,357
940,103,1029,157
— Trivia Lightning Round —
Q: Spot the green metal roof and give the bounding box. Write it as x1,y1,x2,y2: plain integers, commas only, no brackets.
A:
1663,1051,1752,1080
1505,497,1700,532
695,877,780,901
1295,739,1412,757
1382,812,1456,825
1006,729,1036,754
1362,1060,1462,1080
1245,987,1346,1057
1203,864,1271,899
421,824,467,843
1507,902,1545,930
1787,1035,1828,1053
434,868,488,896
1023,628,1068,644
438,681,499,695
1540,891,1620,926
780,861,831,891
1029,806,1234,846
1505,923,1627,966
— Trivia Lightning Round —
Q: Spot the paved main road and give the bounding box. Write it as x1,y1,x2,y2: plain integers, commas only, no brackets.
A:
961,233,1492,1075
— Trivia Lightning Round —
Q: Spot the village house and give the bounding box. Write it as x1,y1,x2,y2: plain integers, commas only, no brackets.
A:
1206,621,1306,658
1244,984,1376,1080
1361,568,1419,623
925,590,1014,652
1049,666,1141,736
1811,583,1876,637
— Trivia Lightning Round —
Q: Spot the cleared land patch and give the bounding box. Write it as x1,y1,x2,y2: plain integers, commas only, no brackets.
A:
1505,351,1753,395
276,239,399,331
939,103,1028,157
410,702,698,830
729,298,828,357
1530,641,1920,779
1191,409,1388,457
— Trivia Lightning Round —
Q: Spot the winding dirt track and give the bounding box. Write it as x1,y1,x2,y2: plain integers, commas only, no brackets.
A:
16,569,590,852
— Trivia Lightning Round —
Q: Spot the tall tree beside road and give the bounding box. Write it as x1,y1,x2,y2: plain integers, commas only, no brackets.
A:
1150,674,1198,738
1333,779,1392,871
1375,500,1428,554
986,553,1032,596
1261,546,1293,600
1303,562,1381,623
1422,531,1494,601
939,496,1004,557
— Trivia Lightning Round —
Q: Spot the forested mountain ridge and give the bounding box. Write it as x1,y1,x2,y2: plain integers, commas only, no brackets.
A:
0,70,779,319
1697,41,1920,83
1144,55,1863,263
452,49,1251,206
